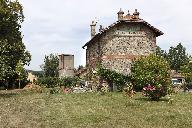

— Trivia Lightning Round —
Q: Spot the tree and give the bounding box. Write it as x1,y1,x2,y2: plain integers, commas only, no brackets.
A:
180,59,192,83
131,54,171,91
30,70,43,78
16,60,24,89
167,43,189,71
15,60,29,88
155,46,167,58
0,0,31,88
42,54,59,77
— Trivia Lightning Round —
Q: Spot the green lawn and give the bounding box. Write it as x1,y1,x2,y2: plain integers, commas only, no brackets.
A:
0,90,192,128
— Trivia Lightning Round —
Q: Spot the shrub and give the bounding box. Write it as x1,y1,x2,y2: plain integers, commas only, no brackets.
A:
131,54,171,91
187,82,192,89
123,83,136,98
180,61,192,83
60,77,80,88
36,77,60,88
143,84,170,101
97,66,130,91
36,76,80,89
131,54,172,100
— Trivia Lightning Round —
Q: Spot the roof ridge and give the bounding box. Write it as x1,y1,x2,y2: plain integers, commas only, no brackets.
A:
82,20,163,49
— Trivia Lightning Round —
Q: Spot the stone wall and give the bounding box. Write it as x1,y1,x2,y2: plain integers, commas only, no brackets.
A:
86,22,157,75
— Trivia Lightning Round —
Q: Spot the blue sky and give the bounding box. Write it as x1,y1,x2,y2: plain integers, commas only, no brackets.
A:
19,0,192,71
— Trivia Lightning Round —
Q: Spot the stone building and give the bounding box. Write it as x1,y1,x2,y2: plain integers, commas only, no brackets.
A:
58,54,74,77
83,9,163,75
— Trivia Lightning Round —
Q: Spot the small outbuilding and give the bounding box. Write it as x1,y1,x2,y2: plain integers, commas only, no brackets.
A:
170,70,185,86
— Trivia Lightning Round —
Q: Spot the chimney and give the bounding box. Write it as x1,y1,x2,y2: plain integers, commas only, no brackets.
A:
125,10,131,20
127,10,130,16
99,25,103,32
117,8,124,21
133,9,140,19
90,21,97,38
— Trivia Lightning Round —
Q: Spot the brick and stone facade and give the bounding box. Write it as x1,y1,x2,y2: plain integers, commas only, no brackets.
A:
83,9,163,75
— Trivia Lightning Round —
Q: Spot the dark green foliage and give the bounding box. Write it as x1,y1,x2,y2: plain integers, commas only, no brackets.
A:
156,44,190,72
41,54,59,77
167,43,189,71
131,54,171,91
49,87,60,94
97,66,130,91
36,77,60,88
155,46,167,58
180,60,192,83
36,76,80,88
28,70,44,78
60,77,80,88
186,82,192,89
38,53,78,89
0,0,31,88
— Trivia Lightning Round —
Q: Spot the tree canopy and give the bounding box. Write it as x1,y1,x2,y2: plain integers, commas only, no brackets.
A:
41,54,59,77
155,46,167,58
156,43,189,72
180,59,192,83
0,0,31,88
166,43,189,71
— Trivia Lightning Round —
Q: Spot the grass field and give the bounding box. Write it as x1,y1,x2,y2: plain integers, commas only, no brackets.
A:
0,90,192,128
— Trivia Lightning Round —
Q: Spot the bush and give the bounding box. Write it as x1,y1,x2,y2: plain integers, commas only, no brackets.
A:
123,83,136,98
131,54,171,91
180,61,192,83
143,84,170,101
97,66,130,91
131,54,172,100
36,76,80,88
60,77,80,88
187,82,192,89
36,77,60,88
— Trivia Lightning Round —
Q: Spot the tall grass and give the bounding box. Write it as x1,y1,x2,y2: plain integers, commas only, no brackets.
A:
0,91,192,128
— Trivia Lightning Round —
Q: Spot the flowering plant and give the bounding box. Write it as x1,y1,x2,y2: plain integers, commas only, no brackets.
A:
142,84,167,100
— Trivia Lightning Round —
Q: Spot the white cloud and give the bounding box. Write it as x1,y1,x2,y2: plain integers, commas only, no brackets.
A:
19,0,192,70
